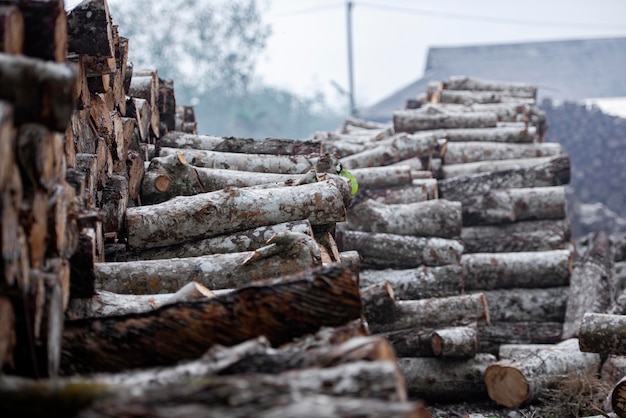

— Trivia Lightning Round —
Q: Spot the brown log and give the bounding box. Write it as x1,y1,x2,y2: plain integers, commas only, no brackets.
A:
361,282,400,326
13,0,66,62
477,286,568,323
484,338,601,408
0,101,14,191
66,54,90,111
100,174,128,234
126,179,348,250
442,76,537,98
368,293,490,334
16,123,56,192
579,313,626,355
0,297,15,370
68,228,98,298
461,186,567,226
563,232,614,339
399,353,497,402
346,199,462,239
95,231,323,293
431,325,479,358
68,109,97,154
462,249,572,291
460,219,572,253
125,97,151,143
336,229,463,269
436,90,535,106
444,141,561,165
19,189,48,269
0,5,23,55
441,156,559,179
394,106,497,133
129,71,159,136
360,265,463,300
67,0,114,58
125,149,144,201
1,167,29,290
478,321,563,355
60,262,362,374
0,54,77,132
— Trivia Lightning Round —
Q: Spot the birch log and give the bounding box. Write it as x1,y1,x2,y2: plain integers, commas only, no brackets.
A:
393,107,497,133
349,165,413,190
95,232,322,293
444,141,561,164
67,0,114,57
126,179,348,250
355,182,430,205
61,262,362,374
484,338,601,408
336,229,463,268
441,156,556,179
477,287,568,323
433,126,537,144
380,327,436,357
478,321,564,355
346,199,462,238
579,313,626,355
462,249,572,291
437,90,535,106
431,326,479,358
442,76,538,98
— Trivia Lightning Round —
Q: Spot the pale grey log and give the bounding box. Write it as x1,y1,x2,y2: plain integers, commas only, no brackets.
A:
441,156,555,179
444,141,561,164
579,313,626,355
474,287,568,323
443,76,538,98
393,107,498,133
360,265,463,300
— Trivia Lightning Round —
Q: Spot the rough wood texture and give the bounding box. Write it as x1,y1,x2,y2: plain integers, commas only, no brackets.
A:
361,282,400,327
442,76,537,98
67,0,114,57
477,286,568,323
0,5,23,55
436,90,535,106
478,321,564,355
611,376,626,418
444,141,561,164
441,156,558,179
126,179,348,250
579,313,626,355
431,326,479,358
394,107,498,133
336,229,463,269
16,0,66,62
61,262,362,374
360,265,463,300
432,126,537,144
462,249,572,291
349,165,413,190
484,338,601,408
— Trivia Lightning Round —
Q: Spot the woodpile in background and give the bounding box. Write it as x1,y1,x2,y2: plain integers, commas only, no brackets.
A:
1,1,625,417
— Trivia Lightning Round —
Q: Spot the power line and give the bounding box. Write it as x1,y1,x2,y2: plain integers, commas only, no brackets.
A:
357,1,626,31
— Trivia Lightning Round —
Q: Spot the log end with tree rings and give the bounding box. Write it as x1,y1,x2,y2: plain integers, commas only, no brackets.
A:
611,377,626,418
154,175,171,192
484,363,529,408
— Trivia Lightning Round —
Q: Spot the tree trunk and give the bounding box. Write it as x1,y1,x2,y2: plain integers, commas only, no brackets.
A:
67,0,114,57
359,265,463,300
95,231,322,293
431,325,479,358
336,229,463,269
368,293,489,334
61,262,362,374
399,353,497,402
478,321,563,355
441,156,557,179
461,186,567,226
477,287,568,323
484,338,601,408
0,5,23,55
393,107,498,133
126,179,348,250
579,313,626,355
444,141,561,164
346,199,462,239
438,155,571,202
442,76,537,98
460,219,572,253
462,249,572,291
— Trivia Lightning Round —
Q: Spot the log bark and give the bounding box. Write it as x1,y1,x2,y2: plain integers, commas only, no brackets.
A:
484,338,601,408
399,353,497,402
460,219,572,253
345,199,462,238
100,174,128,234
95,231,322,293
126,179,348,250
359,265,463,300
61,262,362,374
477,286,568,323
478,321,564,355
438,155,571,202
0,5,23,55
442,76,537,98
431,325,479,358
433,126,537,144
0,54,77,132
441,156,557,179
461,186,567,226
436,90,535,106
462,249,572,291
67,0,114,58
600,355,626,385
444,141,561,164
349,165,413,190
380,327,439,357
394,107,498,133
15,0,66,62
336,229,463,269
368,293,489,334
579,313,626,355
0,297,15,370
361,282,400,326
355,182,430,205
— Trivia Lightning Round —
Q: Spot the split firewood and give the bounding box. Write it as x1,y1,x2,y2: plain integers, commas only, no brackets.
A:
157,78,176,132
359,265,463,300
0,5,23,55
610,377,626,418
100,174,128,234
444,141,561,164
345,199,462,238
126,179,349,250
336,229,463,269
394,106,498,133
15,0,66,62
159,131,323,155
0,297,15,370
0,54,77,132
435,90,535,106
461,219,572,253
61,262,362,374
433,126,537,144
461,186,567,226
0,101,15,190
431,326,479,358
441,156,558,179
563,232,614,339
399,353,497,402
579,313,626,355
477,286,568,323
442,76,538,98
360,282,400,326
368,293,489,334
484,338,601,408
478,321,564,355
67,0,114,58
95,231,322,293
462,249,572,291
438,155,571,202
159,146,339,175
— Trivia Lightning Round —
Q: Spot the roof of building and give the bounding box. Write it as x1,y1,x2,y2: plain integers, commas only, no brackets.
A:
359,37,626,122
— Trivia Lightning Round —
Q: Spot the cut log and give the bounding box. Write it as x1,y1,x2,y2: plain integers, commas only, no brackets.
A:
476,287,568,323
462,249,572,291
349,165,413,190
61,262,362,374
441,156,557,179
0,5,23,55
368,293,489,334
579,313,626,355
67,0,114,58
478,321,563,355
355,182,430,205
125,149,144,201
0,54,77,132
394,107,498,133
126,179,348,250
68,228,98,298
359,265,463,300
438,155,571,202
461,219,572,253
361,282,400,326
381,327,439,357
498,343,558,360
95,232,322,293
431,325,479,358
157,78,175,132
484,338,601,408
444,141,561,164
16,0,66,62
563,232,614,339
611,376,626,418
600,355,626,385
0,101,15,191
345,199,462,238
433,126,537,144
399,353,497,401
461,186,567,226
100,174,128,234
436,90,535,106
0,297,15,370
442,76,538,98
336,229,463,269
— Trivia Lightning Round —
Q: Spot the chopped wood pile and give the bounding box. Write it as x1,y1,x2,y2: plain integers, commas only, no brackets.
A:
0,1,625,417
